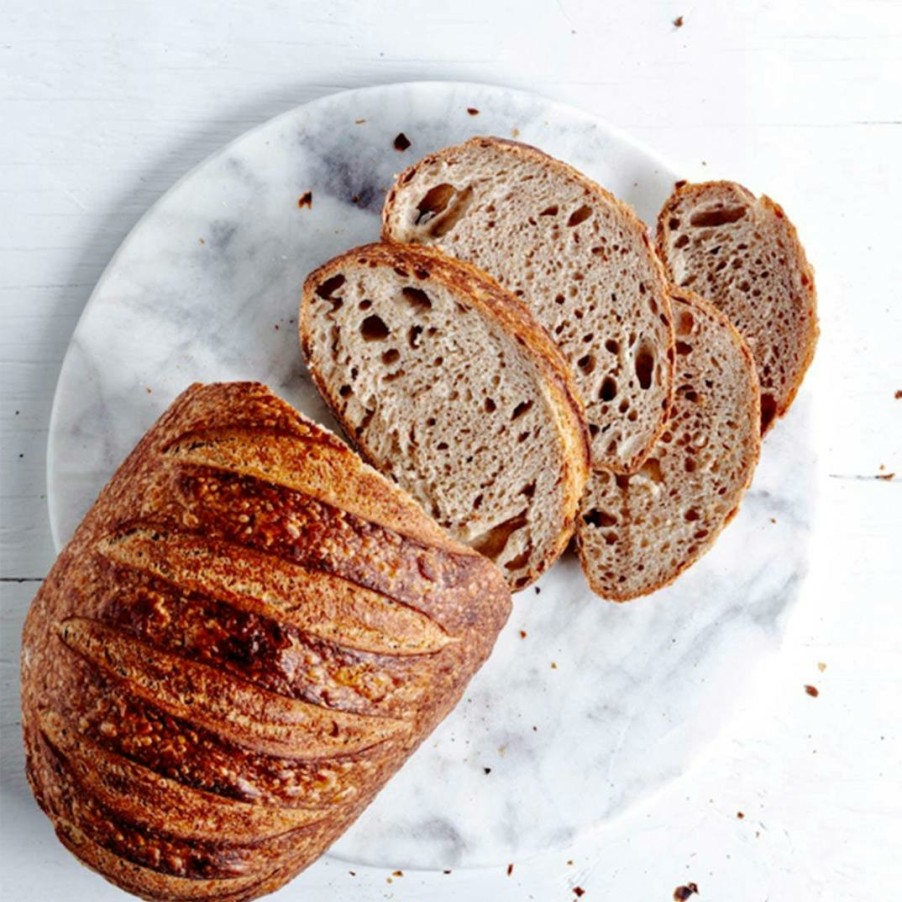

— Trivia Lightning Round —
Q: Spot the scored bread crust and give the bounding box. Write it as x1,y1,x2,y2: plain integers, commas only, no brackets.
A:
656,180,817,434
577,288,761,601
300,242,591,590
382,136,675,475
21,381,511,902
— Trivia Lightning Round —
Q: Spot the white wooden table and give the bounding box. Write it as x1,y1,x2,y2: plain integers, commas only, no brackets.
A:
2,1,900,899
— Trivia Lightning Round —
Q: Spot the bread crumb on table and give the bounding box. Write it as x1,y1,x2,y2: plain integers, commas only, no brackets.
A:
673,883,699,900
804,684,820,697
393,132,411,151
297,191,313,209
673,15,684,27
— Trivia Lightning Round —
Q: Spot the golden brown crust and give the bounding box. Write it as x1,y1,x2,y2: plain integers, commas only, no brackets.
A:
655,180,817,434
382,136,676,475
300,242,591,588
21,381,511,901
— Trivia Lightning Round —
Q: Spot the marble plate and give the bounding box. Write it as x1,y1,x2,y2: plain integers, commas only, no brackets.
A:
47,81,814,869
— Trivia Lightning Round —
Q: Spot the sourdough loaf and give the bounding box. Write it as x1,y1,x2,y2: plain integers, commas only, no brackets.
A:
381,136,675,474
21,381,511,902
577,289,761,600
656,180,817,433
300,242,590,590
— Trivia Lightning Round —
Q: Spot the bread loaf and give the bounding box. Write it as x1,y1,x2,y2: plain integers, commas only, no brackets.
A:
382,136,675,474
300,242,590,590
21,382,511,901
656,180,817,433
577,289,761,600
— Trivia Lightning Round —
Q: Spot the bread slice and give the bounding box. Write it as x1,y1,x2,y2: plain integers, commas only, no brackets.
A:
301,242,590,590
656,180,817,433
381,136,674,474
577,288,760,601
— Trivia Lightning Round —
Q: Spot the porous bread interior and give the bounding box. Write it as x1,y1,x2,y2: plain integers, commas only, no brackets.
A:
658,182,816,432
384,140,673,473
578,293,759,600
305,259,570,589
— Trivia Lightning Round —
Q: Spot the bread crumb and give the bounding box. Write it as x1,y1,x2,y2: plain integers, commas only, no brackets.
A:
507,863,514,876
298,191,313,209
484,767,492,774
393,870,403,877
804,684,819,697
534,585,541,594
673,883,698,900
198,237,205,245
467,107,480,116
511,127,520,138
348,870,356,876
355,118,366,125
443,869,452,875
519,630,527,639
736,811,745,819
877,472,895,481
895,390,902,399
673,15,684,27
550,661,558,669
393,133,411,152
770,517,777,524
574,888,586,897
817,661,827,672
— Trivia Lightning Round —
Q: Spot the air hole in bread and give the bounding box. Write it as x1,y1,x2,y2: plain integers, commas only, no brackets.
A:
401,287,432,311
588,423,600,437
315,273,346,298
600,377,617,402
426,416,436,427
339,384,351,398
554,293,565,305
577,354,595,374
360,315,389,341
634,342,655,390
685,508,701,522
505,547,534,572
384,369,405,383
638,457,664,483
582,509,618,529
540,205,559,217
684,458,697,473
471,511,529,560
676,311,695,336
415,184,475,237
415,184,455,223
381,348,400,365
394,267,409,278
605,339,620,355
359,299,372,311
567,204,593,227
689,206,747,227
674,234,690,249
484,397,497,413
511,400,533,420
521,481,536,499
408,325,423,349
675,340,692,355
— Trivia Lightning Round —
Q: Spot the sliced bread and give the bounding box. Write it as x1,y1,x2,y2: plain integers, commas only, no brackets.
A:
656,180,817,433
300,242,590,590
577,288,760,601
381,136,674,474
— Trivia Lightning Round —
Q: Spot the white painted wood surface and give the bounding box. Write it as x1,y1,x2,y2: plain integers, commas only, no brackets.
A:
2,1,900,899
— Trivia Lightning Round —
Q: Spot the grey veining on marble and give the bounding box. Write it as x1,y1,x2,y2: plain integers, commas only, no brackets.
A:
47,81,815,869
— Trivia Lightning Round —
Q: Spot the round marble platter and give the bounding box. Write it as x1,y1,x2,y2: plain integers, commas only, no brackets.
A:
47,81,815,870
